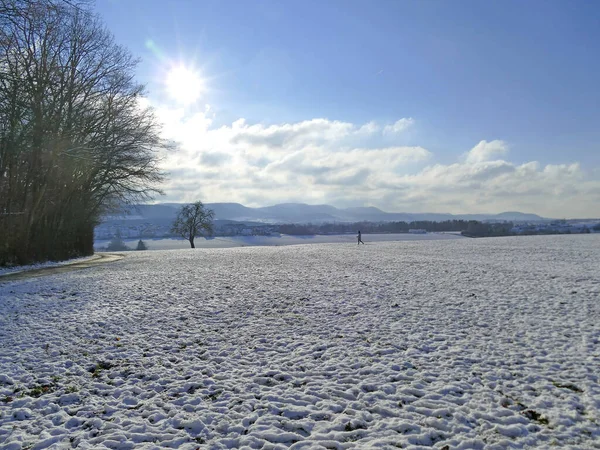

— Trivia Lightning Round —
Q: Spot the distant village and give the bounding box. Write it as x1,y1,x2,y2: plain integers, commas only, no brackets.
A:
510,221,599,235
94,222,277,240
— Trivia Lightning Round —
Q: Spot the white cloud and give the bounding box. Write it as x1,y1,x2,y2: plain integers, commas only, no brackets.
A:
375,159,599,217
229,118,355,148
383,118,414,134
151,103,600,218
357,121,380,134
465,140,508,163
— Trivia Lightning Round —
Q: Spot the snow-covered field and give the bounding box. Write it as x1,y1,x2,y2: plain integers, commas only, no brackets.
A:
93,232,464,252
1,235,599,449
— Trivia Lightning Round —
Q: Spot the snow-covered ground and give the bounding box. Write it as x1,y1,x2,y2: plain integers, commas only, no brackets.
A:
93,232,464,252
1,235,599,449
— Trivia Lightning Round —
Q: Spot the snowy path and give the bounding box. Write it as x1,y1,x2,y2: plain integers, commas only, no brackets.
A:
1,235,599,449
0,254,124,282
0,256,101,277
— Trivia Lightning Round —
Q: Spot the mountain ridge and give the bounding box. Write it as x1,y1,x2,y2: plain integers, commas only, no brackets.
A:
104,202,548,224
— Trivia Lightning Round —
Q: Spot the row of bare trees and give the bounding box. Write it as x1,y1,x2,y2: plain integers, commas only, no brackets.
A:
0,0,169,265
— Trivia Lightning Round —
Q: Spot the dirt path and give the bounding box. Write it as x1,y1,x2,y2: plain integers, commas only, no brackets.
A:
0,253,125,282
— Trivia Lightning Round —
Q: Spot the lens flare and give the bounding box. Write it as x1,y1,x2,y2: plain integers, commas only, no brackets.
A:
165,65,205,105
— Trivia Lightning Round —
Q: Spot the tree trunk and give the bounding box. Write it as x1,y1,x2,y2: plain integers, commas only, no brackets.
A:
189,237,195,248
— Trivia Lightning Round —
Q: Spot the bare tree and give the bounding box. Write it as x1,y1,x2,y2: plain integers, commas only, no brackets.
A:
0,0,169,265
171,202,215,249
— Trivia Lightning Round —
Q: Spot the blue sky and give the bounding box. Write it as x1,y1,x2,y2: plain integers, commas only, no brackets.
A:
95,0,600,217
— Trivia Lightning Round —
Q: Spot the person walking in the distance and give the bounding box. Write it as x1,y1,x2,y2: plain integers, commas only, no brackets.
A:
357,230,365,245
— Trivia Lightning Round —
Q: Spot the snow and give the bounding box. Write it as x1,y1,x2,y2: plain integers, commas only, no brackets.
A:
1,234,599,449
94,232,464,251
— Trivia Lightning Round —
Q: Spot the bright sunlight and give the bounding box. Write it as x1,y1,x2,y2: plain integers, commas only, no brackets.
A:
165,65,204,105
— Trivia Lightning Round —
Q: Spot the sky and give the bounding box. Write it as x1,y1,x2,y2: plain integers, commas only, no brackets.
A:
94,0,600,218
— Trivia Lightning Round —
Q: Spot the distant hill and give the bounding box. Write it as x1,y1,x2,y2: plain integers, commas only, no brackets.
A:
100,202,547,225
493,211,547,221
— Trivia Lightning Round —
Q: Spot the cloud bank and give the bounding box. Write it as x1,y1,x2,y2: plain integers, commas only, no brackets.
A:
153,104,599,218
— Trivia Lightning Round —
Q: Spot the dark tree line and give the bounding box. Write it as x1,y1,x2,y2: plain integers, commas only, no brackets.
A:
461,221,514,237
0,0,169,265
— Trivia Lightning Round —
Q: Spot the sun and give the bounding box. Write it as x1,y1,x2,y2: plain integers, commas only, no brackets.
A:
165,65,205,105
